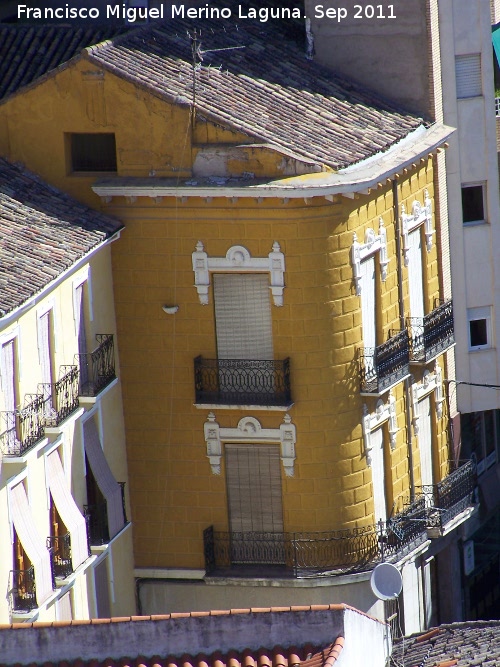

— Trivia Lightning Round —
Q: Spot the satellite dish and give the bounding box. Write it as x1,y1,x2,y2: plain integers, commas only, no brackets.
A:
370,563,403,600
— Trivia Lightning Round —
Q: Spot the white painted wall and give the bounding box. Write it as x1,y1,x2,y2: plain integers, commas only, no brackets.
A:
439,0,500,412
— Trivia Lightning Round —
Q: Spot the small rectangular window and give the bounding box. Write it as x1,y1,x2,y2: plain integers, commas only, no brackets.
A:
468,306,491,350
70,133,117,173
462,185,485,223
455,54,482,98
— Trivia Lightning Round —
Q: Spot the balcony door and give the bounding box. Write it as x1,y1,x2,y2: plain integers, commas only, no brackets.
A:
360,257,376,377
371,427,387,526
226,444,284,565
38,311,54,415
214,274,273,400
418,397,434,488
408,228,425,354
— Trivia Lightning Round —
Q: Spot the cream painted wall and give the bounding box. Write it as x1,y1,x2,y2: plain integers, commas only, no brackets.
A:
0,244,135,622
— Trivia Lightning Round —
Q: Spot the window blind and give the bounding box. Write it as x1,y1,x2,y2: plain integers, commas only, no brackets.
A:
226,444,283,533
10,482,53,606
83,418,125,539
47,449,89,570
214,274,273,360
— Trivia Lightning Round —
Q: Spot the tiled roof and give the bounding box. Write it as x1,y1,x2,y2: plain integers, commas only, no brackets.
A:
83,17,424,169
0,158,123,316
0,606,368,667
391,620,500,667
0,25,126,101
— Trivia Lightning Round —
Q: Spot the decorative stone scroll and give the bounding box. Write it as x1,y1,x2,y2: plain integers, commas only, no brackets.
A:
192,241,285,306
351,218,389,296
203,412,296,476
361,391,399,465
410,362,444,435
401,189,434,265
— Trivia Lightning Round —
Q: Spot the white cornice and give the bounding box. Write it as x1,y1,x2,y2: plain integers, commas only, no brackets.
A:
92,124,454,200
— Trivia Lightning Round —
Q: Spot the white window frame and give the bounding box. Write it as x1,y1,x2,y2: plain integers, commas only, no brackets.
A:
455,53,482,99
203,412,296,476
351,218,389,296
72,266,94,335
0,327,21,388
467,306,492,351
36,298,57,356
401,190,434,266
192,241,285,306
461,182,486,225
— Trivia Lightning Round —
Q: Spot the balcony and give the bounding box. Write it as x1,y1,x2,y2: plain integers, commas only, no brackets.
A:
10,565,37,612
419,460,477,535
407,300,454,364
75,334,116,397
0,394,45,457
359,330,410,395
47,533,73,579
84,482,127,546
204,498,427,578
38,366,80,428
194,356,292,407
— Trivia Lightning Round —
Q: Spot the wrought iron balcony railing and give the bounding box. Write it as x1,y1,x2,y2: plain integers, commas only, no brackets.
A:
194,356,292,407
407,300,454,364
47,533,73,579
417,459,477,532
38,365,80,428
75,334,116,397
0,394,45,457
204,498,427,578
359,330,410,394
84,502,109,546
10,565,37,612
84,482,127,546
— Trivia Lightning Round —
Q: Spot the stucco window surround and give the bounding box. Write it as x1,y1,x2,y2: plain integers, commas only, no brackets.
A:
401,190,434,266
203,412,296,476
361,391,398,464
351,218,389,296
410,363,444,436
72,266,94,333
191,241,285,306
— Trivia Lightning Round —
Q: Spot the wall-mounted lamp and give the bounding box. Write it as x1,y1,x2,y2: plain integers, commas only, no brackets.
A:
162,305,179,315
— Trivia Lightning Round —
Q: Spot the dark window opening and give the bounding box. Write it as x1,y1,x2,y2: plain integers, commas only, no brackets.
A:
70,133,117,172
462,185,485,223
470,318,488,348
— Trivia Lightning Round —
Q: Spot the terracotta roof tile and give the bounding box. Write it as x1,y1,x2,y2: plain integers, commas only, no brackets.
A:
391,620,500,667
0,158,123,316
0,25,127,101
82,17,423,169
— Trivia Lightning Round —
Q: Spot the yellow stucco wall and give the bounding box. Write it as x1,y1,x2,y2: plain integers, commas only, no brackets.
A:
0,57,452,572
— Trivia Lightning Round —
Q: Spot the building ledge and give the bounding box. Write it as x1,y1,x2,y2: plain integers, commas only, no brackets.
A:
78,376,119,406
90,520,132,555
44,407,85,437
194,403,293,411
2,437,49,466
428,505,478,539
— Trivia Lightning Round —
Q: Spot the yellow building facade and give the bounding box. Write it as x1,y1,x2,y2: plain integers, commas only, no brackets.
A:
0,19,476,632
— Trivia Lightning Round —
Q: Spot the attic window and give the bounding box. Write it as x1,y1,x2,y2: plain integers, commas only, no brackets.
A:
69,133,117,173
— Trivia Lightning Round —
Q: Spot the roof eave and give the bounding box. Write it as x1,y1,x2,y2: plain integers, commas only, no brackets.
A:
92,123,454,200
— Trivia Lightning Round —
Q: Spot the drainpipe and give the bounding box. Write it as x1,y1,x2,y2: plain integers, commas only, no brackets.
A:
393,179,415,501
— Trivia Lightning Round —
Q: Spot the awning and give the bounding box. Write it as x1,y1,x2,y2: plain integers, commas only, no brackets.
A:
10,483,53,606
492,23,500,67
83,418,125,539
47,450,89,570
